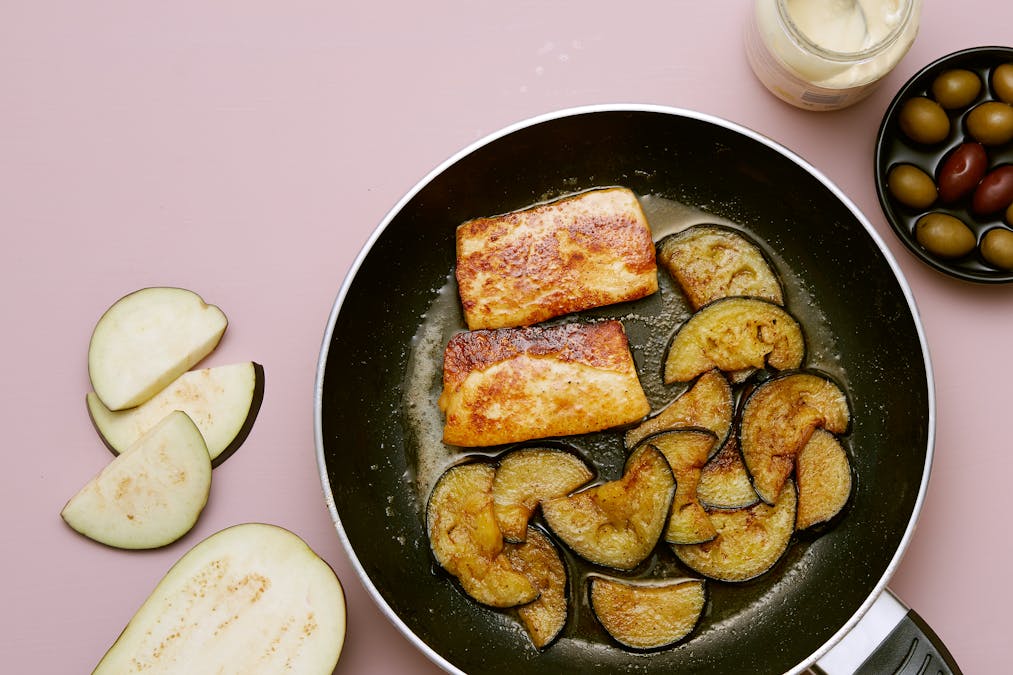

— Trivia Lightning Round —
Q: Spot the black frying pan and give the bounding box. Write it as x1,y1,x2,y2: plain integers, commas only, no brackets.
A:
314,106,956,674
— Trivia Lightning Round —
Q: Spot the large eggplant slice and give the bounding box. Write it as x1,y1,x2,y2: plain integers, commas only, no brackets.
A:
643,430,718,545
93,523,346,674
541,445,674,570
673,480,797,583
795,429,853,529
61,411,211,550
589,576,706,650
492,448,594,543
624,369,733,451
86,362,264,466
657,224,783,310
426,463,538,607
697,435,760,510
663,297,804,384
740,371,850,504
88,287,228,411
504,527,569,649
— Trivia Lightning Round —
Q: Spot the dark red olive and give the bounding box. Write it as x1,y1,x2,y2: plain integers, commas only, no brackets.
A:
937,142,987,203
972,166,1013,215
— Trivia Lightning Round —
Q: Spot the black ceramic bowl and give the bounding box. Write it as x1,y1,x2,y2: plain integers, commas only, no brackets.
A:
875,45,1013,283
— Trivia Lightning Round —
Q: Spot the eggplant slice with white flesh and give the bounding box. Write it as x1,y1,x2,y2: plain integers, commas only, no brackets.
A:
504,526,570,649
697,435,761,510
491,447,595,543
673,479,798,583
739,371,851,505
640,429,719,545
657,224,784,311
589,576,707,651
795,428,853,530
624,369,734,451
663,297,805,384
541,445,674,571
427,462,539,607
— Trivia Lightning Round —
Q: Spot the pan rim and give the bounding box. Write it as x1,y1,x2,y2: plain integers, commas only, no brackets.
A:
312,103,936,674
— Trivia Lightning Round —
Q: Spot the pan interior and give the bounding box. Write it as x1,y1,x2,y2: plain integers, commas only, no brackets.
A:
317,109,930,675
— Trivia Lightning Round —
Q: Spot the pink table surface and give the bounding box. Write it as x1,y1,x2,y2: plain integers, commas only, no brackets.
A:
3,2,1010,673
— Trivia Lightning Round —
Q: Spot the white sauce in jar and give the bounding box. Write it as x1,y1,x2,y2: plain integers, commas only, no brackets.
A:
746,0,921,110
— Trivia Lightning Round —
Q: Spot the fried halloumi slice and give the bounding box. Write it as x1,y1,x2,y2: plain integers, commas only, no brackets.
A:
439,321,650,447
455,187,658,330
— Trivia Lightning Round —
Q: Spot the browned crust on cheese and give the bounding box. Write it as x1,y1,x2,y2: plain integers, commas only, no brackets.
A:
455,188,658,330
439,321,650,447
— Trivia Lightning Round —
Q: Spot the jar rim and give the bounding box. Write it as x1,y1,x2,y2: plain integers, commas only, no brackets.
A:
775,0,915,62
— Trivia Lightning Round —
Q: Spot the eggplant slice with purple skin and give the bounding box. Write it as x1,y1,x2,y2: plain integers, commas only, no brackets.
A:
657,224,784,311
739,371,851,505
426,463,539,608
624,369,734,453
795,428,853,530
492,448,595,543
640,429,719,545
672,480,797,583
504,527,570,649
589,576,707,650
663,297,805,384
697,435,760,510
541,445,675,571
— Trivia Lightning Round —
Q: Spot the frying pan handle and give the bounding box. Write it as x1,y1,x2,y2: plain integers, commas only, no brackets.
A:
814,589,962,675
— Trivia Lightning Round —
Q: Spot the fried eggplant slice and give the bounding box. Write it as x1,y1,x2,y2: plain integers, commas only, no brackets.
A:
455,187,659,330
663,297,805,384
589,576,706,650
439,320,650,447
504,528,569,649
673,480,797,583
657,225,783,310
796,429,852,529
643,430,718,545
492,448,594,543
740,371,850,504
426,463,538,607
624,369,733,451
541,445,674,571
697,436,760,509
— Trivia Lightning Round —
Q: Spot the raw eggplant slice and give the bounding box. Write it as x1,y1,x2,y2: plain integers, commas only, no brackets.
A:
93,523,346,674
697,436,760,510
663,297,804,384
740,371,850,504
643,430,718,545
504,527,569,649
673,480,797,583
426,463,538,607
589,576,706,650
61,411,211,550
87,362,264,466
624,369,733,451
88,287,228,411
657,224,783,310
796,429,852,529
492,448,594,543
541,445,674,571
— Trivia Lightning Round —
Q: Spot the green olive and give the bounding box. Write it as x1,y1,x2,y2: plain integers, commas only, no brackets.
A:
980,228,1013,270
887,164,937,209
993,63,1013,104
931,69,982,109
966,101,1013,145
898,97,950,144
915,213,976,258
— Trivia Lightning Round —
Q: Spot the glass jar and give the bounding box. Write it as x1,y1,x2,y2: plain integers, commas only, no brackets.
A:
746,0,922,111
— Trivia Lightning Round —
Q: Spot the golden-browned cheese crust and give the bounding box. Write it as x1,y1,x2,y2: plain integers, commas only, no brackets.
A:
455,188,659,330
440,321,650,447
